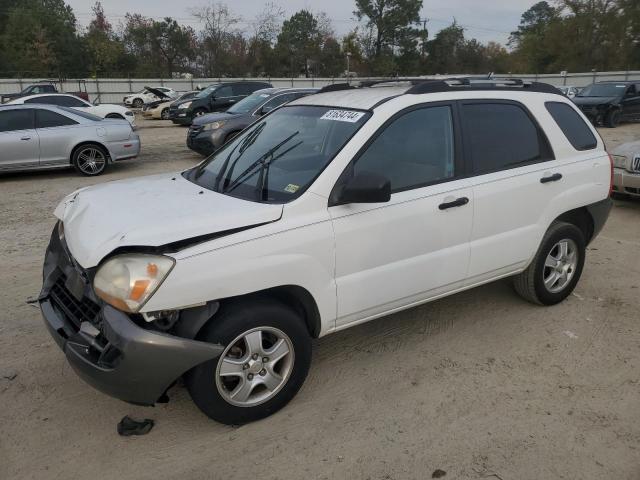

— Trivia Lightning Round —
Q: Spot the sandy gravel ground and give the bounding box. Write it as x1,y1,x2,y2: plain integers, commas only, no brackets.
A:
1,117,639,480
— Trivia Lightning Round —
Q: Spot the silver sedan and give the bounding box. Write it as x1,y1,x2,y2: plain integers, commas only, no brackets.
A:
0,104,140,176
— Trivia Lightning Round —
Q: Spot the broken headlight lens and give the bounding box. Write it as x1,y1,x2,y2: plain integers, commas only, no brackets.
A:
612,155,628,169
94,254,175,313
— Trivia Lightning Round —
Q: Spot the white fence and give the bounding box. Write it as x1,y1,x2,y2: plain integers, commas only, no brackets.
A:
1,71,639,104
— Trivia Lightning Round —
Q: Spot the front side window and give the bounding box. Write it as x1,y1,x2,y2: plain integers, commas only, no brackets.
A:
0,109,34,132
35,109,78,128
260,93,298,113
352,105,455,192
184,105,370,203
462,102,551,174
196,86,218,98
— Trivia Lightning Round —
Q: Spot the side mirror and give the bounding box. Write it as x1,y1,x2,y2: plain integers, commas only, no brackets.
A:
260,105,274,116
333,171,391,206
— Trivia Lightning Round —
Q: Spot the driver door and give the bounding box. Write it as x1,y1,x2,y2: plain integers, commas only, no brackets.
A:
622,85,640,119
329,103,474,328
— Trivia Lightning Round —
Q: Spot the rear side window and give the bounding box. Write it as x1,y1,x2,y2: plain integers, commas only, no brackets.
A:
545,102,597,151
462,102,553,174
0,109,34,132
35,109,77,128
216,86,233,98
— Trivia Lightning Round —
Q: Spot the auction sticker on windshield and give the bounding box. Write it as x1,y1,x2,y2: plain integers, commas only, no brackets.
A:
320,110,366,123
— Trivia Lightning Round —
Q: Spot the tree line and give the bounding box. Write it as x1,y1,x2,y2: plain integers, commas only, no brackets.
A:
0,0,638,79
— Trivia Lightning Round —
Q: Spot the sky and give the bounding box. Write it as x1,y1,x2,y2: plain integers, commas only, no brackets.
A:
65,0,539,46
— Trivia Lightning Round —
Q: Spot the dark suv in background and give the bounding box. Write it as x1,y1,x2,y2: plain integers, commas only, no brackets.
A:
573,81,640,128
170,81,272,125
187,87,318,156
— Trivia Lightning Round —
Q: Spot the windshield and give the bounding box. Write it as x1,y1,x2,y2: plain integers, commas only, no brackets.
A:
196,86,218,99
227,92,271,114
184,105,370,203
578,84,626,97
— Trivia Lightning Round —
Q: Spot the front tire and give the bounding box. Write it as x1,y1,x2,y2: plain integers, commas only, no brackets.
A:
161,108,170,120
132,98,143,109
186,298,312,425
513,222,586,305
605,109,621,128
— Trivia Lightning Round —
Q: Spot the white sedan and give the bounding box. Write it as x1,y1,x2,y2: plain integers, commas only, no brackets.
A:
123,86,177,108
8,93,136,127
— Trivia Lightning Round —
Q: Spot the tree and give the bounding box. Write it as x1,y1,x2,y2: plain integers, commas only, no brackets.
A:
0,0,86,77
353,0,422,57
192,3,242,77
151,18,195,77
275,10,323,77
85,2,134,76
425,21,465,74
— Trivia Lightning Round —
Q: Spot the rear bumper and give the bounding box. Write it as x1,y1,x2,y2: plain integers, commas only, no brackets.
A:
107,135,141,161
39,228,223,405
613,167,640,196
586,197,613,241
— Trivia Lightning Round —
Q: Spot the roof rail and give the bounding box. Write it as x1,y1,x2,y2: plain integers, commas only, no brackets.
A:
406,78,561,95
316,83,355,94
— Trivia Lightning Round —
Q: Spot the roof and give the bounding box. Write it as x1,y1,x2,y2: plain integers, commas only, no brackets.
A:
9,93,81,103
290,86,408,110
254,87,319,95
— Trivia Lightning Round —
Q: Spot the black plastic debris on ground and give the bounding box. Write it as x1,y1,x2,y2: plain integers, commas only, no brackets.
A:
117,416,154,437
432,469,447,478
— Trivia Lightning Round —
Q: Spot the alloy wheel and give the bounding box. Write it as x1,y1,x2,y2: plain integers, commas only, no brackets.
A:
215,327,295,407
76,147,106,175
543,238,578,293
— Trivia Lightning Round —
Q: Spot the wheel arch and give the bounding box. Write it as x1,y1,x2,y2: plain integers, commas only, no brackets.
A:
105,112,125,119
218,285,322,339
553,206,595,244
70,140,112,165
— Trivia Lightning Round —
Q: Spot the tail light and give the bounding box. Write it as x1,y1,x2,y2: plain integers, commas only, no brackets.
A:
608,153,614,196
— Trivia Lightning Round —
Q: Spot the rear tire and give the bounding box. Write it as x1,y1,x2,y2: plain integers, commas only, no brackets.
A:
186,297,312,425
72,144,108,176
513,222,586,305
605,109,621,128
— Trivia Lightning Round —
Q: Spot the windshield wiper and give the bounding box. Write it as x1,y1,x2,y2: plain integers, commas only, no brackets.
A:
211,123,265,191
223,131,299,194
256,140,303,201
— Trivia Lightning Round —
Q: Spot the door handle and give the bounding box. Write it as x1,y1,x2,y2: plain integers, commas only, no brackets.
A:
439,197,469,210
20,136,31,141
540,173,562,183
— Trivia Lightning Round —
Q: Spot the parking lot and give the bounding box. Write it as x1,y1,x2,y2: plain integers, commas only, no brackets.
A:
1,117,639,480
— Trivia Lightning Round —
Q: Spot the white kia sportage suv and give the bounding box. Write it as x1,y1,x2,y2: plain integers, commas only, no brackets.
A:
40,78,612,424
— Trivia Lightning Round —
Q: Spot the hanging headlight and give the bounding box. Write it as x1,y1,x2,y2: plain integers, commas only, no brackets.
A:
94,254,175,313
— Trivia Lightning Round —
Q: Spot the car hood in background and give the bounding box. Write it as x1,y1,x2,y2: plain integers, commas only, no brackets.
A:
573,96,619,106
54,173,283,268
193,112,244,126
144,86,170,99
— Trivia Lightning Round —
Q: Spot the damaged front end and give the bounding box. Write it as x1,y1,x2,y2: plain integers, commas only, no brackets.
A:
39,225,223,405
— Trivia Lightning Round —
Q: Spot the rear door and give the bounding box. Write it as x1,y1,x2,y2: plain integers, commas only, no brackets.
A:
0,108,39,169
460,100,559,285
35,108,79,166
621,85,640,119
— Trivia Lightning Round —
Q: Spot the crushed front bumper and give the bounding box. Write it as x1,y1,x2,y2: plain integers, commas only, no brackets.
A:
39,227,223,405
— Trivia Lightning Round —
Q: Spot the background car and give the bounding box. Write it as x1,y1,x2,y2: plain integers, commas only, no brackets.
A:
1,82,58,104
7,93,136,127
611,140,640,197
573,81,640,127
123,86,177,108
187,87,318,156
170,81,272,125
142,91,199,120
558,85,580,98
0,104,140,176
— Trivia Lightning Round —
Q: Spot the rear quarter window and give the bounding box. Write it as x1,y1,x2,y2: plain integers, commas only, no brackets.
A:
545,102,597,151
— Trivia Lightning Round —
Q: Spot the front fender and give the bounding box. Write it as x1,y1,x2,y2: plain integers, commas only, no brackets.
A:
142,218,337,336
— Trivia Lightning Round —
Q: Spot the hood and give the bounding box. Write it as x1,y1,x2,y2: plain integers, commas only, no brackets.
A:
144,86,170,99
55,173,283,268
193,112,241,126
611,140,640,158
573,96,619,106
